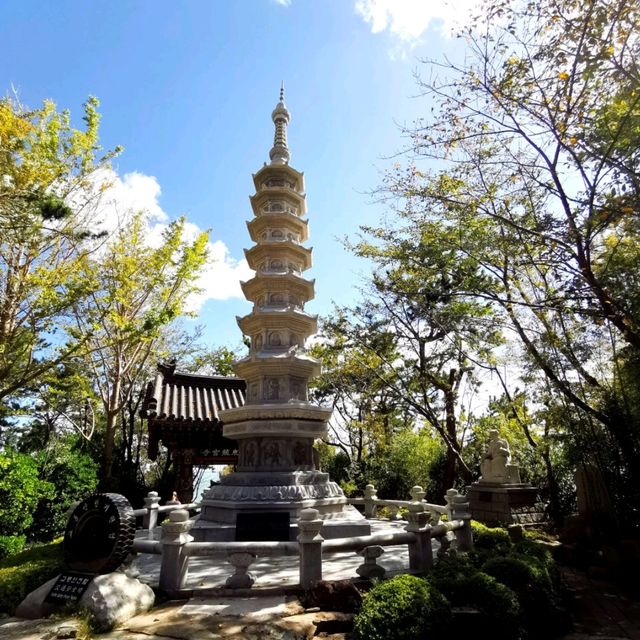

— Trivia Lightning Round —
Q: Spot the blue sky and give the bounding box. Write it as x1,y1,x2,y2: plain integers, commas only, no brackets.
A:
0,0,476,352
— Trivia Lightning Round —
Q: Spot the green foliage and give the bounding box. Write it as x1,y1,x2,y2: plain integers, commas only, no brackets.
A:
482,552,568,637
187,345,238,376
362,429,447,501
0,535,25,559
353,574,451,640
0,96,120,413
27,436,99,541
428,555,521,640
0,449,52,541
470,521,512,553
428,553,521,638
71,210,209,480
0,540,63,613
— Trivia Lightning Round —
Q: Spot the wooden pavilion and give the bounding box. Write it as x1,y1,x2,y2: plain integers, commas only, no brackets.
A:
140,362,246,502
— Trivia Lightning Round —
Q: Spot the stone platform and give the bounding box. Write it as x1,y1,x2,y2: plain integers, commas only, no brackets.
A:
467,481,546,526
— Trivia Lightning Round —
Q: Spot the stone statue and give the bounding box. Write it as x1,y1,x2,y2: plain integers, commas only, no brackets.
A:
480,430,512,483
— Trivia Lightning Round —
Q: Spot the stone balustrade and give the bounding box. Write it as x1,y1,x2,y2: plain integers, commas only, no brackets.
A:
130,485,473,595
348,484,449,523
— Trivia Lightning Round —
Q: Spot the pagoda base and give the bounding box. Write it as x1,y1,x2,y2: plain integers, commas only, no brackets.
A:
191,470,370,541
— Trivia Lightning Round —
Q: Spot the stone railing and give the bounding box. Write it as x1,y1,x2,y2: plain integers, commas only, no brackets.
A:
348,484,454,523
132,492,201,540
130,486,473,596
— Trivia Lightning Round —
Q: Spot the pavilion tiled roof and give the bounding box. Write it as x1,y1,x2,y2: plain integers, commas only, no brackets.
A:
141,362,246,423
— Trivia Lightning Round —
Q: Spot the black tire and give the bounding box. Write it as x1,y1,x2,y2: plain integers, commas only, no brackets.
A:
64,493,136,574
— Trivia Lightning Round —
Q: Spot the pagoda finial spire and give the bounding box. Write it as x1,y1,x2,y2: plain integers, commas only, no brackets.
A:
270,83,290,165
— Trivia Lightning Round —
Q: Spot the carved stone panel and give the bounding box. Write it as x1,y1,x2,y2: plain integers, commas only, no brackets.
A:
265,377,280,401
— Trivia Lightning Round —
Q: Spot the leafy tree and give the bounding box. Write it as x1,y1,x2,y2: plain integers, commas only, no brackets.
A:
185,344,239,376
69,211,208,483
0,96,119,416
311,316,410,467
365,0,640,514
332,213,504,490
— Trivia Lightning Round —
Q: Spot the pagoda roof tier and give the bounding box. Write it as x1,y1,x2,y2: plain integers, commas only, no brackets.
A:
250,189,307,217
237,309,318,336
244,242,312,272
233,352,321,381
253,163,305,194
247,214,309,243
241,273,315,303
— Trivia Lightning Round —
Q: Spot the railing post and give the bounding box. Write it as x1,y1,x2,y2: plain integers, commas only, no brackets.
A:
445,488,457,521
298,508,324,589
225,552,256,588
363,484,378,519
159,509,193,594
451,492,474,552
356,545,385,579
405,501,433,574
143,491,160,539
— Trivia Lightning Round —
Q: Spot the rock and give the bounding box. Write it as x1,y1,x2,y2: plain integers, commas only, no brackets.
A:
302,580,362,613
15,572,155,633
14,575,59,619
56,624,79,638
80,572,155,632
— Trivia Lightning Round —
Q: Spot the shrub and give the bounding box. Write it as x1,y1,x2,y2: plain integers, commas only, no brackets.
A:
482,553,568,637
0,534,26,559
471,521,512,552
353,574,451,640
0,540,64,614
27,442,99,542
428,555,521,640
0,449,53,541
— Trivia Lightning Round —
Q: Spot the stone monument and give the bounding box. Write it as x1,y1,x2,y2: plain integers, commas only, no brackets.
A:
191,87,369,541
467,430,545,526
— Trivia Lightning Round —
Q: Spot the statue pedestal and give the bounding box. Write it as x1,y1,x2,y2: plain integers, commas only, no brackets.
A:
467,481,546,526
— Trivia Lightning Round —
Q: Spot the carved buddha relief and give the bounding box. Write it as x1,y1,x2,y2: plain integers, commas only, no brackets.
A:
268,331,282,346
242,440,257,467
265,377,280,400
263,440,283,466
292,440,310,466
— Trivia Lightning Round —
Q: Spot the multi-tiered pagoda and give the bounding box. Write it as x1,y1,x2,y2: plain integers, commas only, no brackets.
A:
193,88,369,541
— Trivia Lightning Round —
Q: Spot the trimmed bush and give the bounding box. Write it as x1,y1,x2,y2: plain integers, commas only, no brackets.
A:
0,540,64,614
471,520,512,552
428,555,521,640
482,553,569,637
353,574,451,640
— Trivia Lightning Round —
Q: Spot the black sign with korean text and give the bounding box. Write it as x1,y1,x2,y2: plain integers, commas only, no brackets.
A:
44,572,93,605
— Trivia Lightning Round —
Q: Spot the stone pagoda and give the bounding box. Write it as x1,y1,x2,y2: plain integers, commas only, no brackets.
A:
193,88,369,541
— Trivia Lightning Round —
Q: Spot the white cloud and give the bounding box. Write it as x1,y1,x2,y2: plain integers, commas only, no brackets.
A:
188,240,254,310
355,0,480,46
73,167,251,310
273,0,292,6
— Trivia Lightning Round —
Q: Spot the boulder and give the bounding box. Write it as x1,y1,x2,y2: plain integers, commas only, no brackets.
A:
80,572,155,631
15,572,155,632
